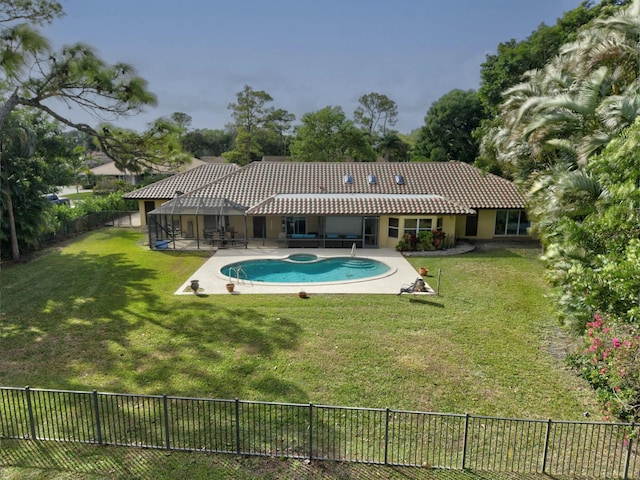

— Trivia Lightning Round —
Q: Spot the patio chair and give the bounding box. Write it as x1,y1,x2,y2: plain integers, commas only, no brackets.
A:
203,230,215,245
397,277,426,295
211,230,223,245
231,231,245,246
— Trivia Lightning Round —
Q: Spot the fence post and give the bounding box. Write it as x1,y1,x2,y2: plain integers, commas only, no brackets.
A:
163,395,170,450
623,423,635,480
25,386,36,440
92,390,102,445
384,408,390,465
308,403,313,461
541,418,552,474
235,398,241,455
461,413,469,469
436,269,442,296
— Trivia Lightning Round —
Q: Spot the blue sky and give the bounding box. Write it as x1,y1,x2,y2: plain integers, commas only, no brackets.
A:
46,0,584,134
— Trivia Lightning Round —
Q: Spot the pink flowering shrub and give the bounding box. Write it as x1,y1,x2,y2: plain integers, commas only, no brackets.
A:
569,313,640,422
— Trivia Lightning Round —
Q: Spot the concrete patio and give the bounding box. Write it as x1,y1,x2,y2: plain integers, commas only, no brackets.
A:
175,247,437,295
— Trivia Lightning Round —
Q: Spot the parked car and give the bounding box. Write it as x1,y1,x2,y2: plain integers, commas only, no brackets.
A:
44,193,71,206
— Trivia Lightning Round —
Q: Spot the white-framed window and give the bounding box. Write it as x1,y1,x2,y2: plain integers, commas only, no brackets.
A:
494,210,530,236
403,218,433,236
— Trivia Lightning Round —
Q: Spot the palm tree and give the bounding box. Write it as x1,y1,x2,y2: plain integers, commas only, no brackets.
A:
1,113,37,261
489,0,640,179
377,132,409,162
562,0,639,88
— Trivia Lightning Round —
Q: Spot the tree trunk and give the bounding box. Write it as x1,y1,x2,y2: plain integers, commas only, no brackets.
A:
0,90,20,133
5,191,20,261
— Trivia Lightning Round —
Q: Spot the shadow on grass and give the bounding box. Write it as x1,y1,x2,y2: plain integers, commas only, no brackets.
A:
406,298,445,307
0,439,560,480
0,239,305,402
467,243,543,259
461,250,524,259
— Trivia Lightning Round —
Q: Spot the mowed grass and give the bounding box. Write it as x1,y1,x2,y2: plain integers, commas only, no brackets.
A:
0,228,600,421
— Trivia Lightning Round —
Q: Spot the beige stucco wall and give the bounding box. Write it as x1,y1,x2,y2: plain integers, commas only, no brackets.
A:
140,207,526,244
455,209,498,240
377,215,458,249
246,216,284,239
137,200,168,227
476,210,498,239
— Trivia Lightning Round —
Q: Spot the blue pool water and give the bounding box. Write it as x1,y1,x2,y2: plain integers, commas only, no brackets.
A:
221,255,391,283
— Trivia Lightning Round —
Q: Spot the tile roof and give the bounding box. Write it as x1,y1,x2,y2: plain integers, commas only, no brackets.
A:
247,194,474,215
128,161,525,216
92,157,210,176
123,163,240,200
185,161,524,214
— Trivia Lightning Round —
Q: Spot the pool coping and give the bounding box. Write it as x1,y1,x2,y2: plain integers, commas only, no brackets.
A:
175,247,435,295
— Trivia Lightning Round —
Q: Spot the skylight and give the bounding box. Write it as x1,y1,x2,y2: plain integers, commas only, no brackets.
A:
367,174,377,185
395,175,404,185
344,174,353,185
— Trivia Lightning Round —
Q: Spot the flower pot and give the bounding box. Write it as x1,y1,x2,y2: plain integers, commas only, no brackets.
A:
226,283,235,293
190,279,200,294
298,291,307,298
419,267,428,276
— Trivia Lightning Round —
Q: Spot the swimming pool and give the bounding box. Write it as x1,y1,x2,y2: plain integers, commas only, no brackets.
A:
220,254,393,284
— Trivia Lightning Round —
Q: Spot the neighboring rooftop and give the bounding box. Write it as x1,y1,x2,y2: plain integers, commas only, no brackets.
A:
123,163,240,200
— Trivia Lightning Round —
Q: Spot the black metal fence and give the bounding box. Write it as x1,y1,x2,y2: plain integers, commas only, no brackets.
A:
1,386,638,478
31,211,138,255
48,211,138,241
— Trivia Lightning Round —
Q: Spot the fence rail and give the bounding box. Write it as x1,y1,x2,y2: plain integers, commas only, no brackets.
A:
1,386,638,478
42,211,138,245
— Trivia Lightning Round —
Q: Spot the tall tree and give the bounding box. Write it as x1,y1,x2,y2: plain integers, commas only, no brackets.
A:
225,85,274,164
413,89,485,163
0,1,190,260
290,106,375,162
353,92,398,140
484,0,639,182
170,112,192,130
478,0,628,116
0,109,74,259
66,145,92,194
261,108,295,156
378,132,410,162
181,128,233,157
0,3,166,162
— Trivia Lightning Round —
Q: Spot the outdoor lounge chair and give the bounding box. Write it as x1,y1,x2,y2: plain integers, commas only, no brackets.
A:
398,277,427,295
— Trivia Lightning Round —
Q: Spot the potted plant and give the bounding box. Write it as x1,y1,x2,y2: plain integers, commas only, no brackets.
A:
419,267,428,276
226,282,235,292
190,279,200,294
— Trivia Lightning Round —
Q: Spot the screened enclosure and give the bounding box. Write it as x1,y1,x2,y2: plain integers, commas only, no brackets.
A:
147,196,248,250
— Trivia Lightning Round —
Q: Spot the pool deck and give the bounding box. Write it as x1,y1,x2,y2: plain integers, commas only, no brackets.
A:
175,247,436,295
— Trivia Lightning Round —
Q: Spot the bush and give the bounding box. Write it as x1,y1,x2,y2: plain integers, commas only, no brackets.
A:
75,192,131,214
569,313,640,422
418,231,435,250
396,233,418,252
396,230,447,252
93,177,134,195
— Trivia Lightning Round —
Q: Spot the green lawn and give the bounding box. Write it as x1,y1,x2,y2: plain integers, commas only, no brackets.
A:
0,228,599,421
62,190,94,201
